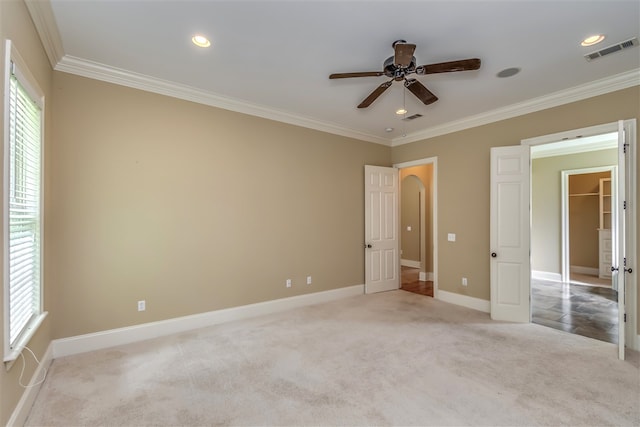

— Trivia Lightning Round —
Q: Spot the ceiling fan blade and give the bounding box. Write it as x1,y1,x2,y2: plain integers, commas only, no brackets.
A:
357,80,393,108
394,43,416,67
404,78,438,105
329,71,385,79
416,58,481,75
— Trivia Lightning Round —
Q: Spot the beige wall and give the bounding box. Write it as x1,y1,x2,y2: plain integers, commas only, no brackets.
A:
569,171,610,269
0,1,54,425
391,87,640,304
400,164,434,273
532,150,617,274
49,72,390,339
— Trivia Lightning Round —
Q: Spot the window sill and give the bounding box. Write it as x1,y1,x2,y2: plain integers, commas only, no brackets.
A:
4,311,48,371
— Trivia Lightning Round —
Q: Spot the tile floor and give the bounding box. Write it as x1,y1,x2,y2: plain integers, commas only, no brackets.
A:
401,267,618,344
532,278,618,344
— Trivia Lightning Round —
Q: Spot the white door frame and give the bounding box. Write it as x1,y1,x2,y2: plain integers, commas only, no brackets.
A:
522,120,638,352
394,157,438,297
561,165,616,283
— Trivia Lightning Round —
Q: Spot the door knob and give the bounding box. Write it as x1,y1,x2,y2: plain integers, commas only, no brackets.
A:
624,268,633,274
365,244,372,249
491,252,497,258
611,266,619,272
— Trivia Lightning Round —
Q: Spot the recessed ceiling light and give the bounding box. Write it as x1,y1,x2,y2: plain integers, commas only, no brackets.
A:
496,67,521,78
581,34,605,47
385,127,394,132
192,34,211,48
395,108,407,115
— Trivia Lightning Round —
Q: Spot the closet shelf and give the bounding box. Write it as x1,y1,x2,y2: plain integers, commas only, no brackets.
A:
569,192,599,196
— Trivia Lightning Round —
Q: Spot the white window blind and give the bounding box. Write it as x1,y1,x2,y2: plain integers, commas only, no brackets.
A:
6,60,42,351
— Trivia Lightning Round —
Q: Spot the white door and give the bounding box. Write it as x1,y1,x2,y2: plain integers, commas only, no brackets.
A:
613,120,627,360
364,165,399,294
490,146,531,322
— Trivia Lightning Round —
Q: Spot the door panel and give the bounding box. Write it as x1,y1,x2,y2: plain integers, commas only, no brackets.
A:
365,165,399,294
490,146,530,322
615,120,626,360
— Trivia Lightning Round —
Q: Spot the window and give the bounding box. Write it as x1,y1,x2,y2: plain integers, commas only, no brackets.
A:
3,40,46,363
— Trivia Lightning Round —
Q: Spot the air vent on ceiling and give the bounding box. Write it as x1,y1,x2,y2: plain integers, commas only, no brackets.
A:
584,37,639,61
402,113,423,121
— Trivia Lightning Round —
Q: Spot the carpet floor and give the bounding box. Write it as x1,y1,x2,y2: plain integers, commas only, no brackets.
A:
26,290,640,426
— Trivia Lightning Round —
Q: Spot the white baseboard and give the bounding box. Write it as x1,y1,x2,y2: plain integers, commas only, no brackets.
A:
401,259,421,268
53,285,364,358
631,334,640,352
8,342,53,427
418,271,434,281
437,290,490,313
570,265,599,276
532,270,562,282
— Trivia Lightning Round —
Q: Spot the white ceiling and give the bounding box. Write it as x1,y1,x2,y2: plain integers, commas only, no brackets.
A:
29,0,640,146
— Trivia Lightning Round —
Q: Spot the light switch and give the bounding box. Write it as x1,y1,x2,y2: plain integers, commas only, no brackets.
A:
448,233,456,242
407,226,412,231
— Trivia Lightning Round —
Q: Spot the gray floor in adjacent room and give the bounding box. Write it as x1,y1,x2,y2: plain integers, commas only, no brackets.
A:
532,278,618,344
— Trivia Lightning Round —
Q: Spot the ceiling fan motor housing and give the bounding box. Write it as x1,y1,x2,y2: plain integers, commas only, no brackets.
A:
384,55,417,80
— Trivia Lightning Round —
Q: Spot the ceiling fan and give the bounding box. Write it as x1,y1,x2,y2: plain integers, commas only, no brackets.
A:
329,40,481,109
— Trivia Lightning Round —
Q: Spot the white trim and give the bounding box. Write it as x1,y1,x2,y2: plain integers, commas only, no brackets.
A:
523,123,620,147
7,342,53,427
394,157,438,298
24,0,65,69
401,259,420,268
3,40,47,363
524,120,637,357
419,271,433,282
621,119,638,356
437,290,490,313
53,285,364,358
55,56,390,146
4,312,48,365
393,69,640,146
570,266,600,276
532,270,562,282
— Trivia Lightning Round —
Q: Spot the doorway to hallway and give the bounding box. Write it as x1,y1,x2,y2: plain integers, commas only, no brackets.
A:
400,266,433,297
395,157,437,298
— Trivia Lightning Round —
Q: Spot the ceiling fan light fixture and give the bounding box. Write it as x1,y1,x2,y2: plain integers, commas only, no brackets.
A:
581,34,605,47
192,34,211,48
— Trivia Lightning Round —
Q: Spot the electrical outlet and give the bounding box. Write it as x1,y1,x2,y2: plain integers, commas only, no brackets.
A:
307,276,312,285
462,278,468,286
137,300,146,311
286,279,292,288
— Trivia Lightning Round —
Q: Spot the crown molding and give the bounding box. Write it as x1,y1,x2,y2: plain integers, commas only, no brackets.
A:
24,0,64,68
391,68,640,147
55,55,391,146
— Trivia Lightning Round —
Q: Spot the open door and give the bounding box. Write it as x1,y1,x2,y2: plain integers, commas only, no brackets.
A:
490,146,531,322
613,120,627,360
364,165,399,294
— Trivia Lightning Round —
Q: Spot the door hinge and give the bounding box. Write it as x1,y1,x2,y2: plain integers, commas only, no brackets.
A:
624,313,627,322
624,200,627,210
623,143,629,154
